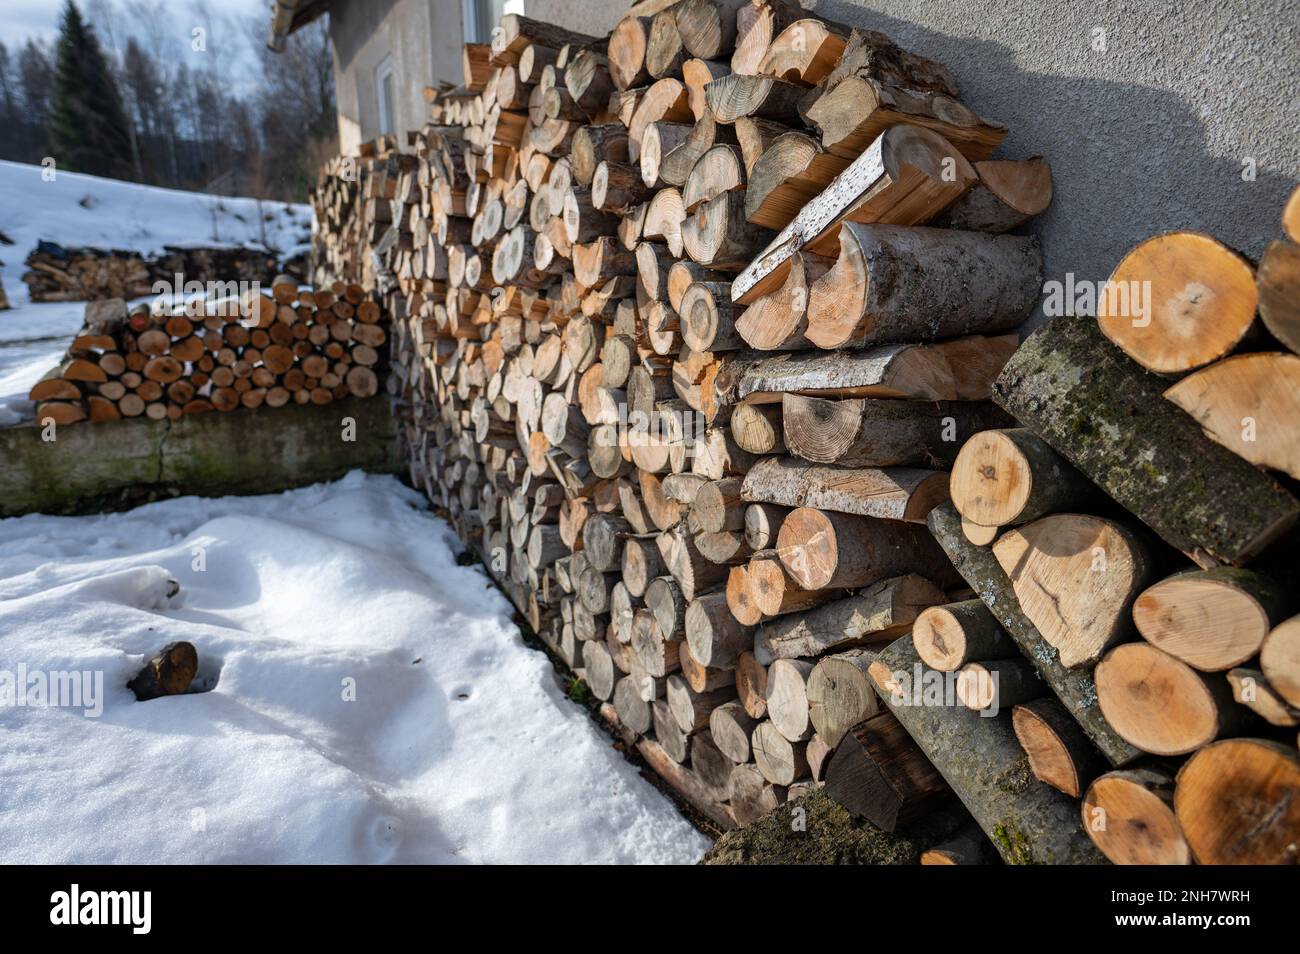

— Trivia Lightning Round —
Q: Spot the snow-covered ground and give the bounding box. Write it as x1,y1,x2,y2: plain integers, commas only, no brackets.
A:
0,161,314,424
0,472,710,864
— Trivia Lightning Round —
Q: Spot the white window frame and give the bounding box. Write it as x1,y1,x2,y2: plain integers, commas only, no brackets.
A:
463,0,513,44
375,56,396,136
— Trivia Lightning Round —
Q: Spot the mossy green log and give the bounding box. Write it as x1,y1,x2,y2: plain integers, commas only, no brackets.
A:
0,397,400,517
992,318,1298,567
869,636,1108,864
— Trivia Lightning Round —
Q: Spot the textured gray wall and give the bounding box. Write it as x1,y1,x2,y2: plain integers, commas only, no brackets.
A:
329,0,465,152
812,0,1300,324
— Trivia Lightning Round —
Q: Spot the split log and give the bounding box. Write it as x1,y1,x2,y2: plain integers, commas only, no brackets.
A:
1226,667,1300,727
705,74,806,125
806,77,1005,162
731,125,976,303
734,251,830,350
931,158,1053,233
723,334,1018,404
824,710,949,831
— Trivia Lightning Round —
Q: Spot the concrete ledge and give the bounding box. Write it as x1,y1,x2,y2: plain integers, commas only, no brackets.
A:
0,397,401,517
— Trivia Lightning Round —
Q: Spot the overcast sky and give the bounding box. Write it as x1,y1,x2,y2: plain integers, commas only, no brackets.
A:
0,0,271,52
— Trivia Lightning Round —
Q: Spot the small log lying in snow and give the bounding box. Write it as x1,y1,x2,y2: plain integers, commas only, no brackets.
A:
128,641,198,700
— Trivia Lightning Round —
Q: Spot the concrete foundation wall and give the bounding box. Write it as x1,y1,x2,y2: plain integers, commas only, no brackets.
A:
815,0,1300,326
0,398,401,518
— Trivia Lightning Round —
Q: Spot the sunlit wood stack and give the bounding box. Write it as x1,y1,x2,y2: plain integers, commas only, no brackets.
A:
310,3,1300,867
27,276,387,425
300,1,1142,857
923,182,1300,866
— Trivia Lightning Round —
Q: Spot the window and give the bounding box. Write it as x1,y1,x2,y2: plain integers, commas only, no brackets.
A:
462,0,509,44
375,56,396,136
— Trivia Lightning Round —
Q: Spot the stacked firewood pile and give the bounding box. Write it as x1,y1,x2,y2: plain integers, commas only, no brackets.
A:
310,137,408,293
27,276,387,425
312,3,1298,864
314,1,1057,847
21,241,291,303
918,182,1300,866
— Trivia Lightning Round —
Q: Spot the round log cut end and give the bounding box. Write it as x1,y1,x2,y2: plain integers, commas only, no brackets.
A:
912,605,970,672
1260,614,1300,708
1095,643,1229,756
1081,770,1191,865
1097,231,1257,375
774,507,839,590
1174,738,1300,865
1133,570,1282,672
949,428,1036,528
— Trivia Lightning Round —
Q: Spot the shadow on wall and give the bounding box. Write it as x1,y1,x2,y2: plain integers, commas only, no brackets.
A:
811,0,1300,327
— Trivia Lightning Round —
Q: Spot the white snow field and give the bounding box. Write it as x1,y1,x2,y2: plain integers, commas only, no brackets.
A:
0,472,710,864
0,160,313,424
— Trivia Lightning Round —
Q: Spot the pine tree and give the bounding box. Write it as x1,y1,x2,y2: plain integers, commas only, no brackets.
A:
47,0,135,178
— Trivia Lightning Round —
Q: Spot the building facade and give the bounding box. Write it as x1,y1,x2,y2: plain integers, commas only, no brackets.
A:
270,0,625,156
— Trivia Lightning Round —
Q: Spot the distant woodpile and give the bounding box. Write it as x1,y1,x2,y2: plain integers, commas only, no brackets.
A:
21,241,302,303
28,277,388,425
309,0,1300,866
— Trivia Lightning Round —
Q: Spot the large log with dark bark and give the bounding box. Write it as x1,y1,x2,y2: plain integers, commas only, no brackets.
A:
868,637,1107,864
992,318,1300,567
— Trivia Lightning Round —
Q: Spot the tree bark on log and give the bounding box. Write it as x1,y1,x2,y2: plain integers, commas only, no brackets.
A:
868,636,1107,864
928,502,1142,767
991,318,1299,568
